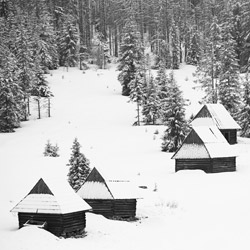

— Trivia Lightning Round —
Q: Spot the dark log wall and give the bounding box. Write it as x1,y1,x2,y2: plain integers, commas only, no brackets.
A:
220,129,237,144
18,211,86,236
175,159,212,173
211,157,236,173
113,199,137,218
175,157,236,173
85,199,114,217
85,199,137,218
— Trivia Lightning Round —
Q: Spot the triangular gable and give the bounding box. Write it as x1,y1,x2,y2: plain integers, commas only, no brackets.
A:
192,104,240,129
193,105,212,119
11,177,91,214
77,168,114,199
29,178,53,195
172,128,210,159
172,126,236,159
84,167,106,183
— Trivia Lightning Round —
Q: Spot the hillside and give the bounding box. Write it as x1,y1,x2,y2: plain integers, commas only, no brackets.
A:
1,64,250,250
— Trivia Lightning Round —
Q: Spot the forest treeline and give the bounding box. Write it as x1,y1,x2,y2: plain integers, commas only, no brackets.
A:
0,0,250,140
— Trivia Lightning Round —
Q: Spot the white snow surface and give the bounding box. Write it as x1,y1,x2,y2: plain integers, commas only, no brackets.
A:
1,64,250,250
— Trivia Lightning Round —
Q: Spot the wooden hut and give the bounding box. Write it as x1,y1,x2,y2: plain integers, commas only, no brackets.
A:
77,168,140,218
172,126,237,173
11,177,91,236
191,104,241,144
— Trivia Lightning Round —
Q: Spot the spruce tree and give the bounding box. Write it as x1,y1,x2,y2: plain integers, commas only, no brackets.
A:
170,19,180,69
194,16,222,103
129,63,146,126
142,76,161,125
186,31,200,66
161,72,187,152
0,53,23,132
67,138,91,191
15,17,36,121
218,19,241,116
237,72,250,137
155,61,170,123
117,17,143,96
58,17,78,68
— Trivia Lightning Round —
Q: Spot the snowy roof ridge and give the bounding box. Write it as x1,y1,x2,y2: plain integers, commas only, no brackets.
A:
77,167,141,199
172,126,236,159
192,104,241,130
11,177,91,214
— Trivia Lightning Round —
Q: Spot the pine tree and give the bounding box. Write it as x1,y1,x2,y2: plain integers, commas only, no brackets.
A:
194,16,222,103
129,63,146,126
155,61,170,123
117,17,143,96
170,19,180,69
186,31,200,65
237,72,250,137
142,76,161,125
0,52,23,132
43,140,60,157
218,19,241,116
58,17,78,68
15,16,36,121
161,72,187,152
67,138,91,191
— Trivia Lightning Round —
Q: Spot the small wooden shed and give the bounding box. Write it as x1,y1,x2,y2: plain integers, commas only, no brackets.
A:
11,177,91,236
172,126,237,173
77,168,140,219
191,103,241,144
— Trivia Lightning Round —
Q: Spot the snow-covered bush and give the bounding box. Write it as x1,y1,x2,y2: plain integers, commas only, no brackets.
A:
43,140,59,157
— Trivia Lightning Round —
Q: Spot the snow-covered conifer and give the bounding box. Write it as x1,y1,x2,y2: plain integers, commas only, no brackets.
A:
237,72,250,137
142,76,161,125
43,140,59,157
117,17,143,96
58,18,78,68
161,72,187,152
0,53,23,132
194,17,222,103
218,19,241,116
67,138,91,191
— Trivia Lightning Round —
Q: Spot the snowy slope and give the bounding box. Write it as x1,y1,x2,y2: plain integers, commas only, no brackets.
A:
1,64,250,250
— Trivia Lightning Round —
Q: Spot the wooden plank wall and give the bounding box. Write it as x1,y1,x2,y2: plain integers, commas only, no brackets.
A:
62,211,86,234
85,199,137,218
175,159,212,173
18,211,86,236
212,157,236,173
85,199,114,217
220,129,237,144
113,199,136,218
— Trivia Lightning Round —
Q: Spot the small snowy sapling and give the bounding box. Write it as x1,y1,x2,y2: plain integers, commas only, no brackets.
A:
67,138,91,191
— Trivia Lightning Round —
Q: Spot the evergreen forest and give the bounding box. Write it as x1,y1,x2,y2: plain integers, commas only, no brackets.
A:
1,0,250,136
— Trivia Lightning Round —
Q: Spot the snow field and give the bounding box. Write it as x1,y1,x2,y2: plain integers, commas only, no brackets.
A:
1,64,250,250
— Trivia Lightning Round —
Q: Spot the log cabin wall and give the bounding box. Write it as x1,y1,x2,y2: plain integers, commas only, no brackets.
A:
211,157,236,173
175,159,212,173
220,129,237,144
113,199,137,218
85,199,114,217
18,211,86,236
84,199,137,218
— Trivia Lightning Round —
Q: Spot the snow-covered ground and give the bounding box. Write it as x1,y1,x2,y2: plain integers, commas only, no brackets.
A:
1,64,250,250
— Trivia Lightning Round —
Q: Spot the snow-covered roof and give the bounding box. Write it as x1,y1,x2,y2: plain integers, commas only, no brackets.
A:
77,168,141,199
192,104,241,130
11,177,91,214
172,126,236,159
